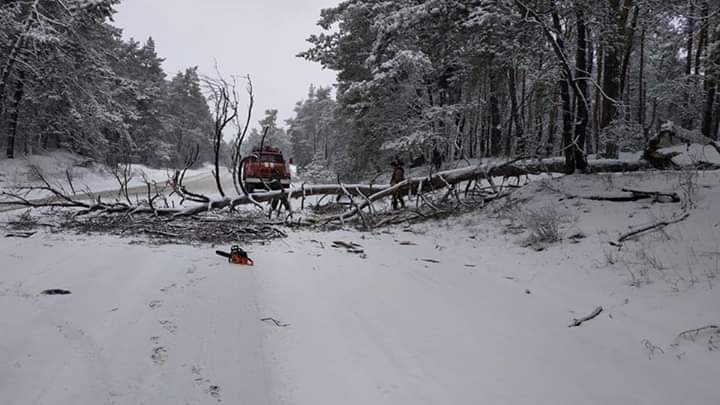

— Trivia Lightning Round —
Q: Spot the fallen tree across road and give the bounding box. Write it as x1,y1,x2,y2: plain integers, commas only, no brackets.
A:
2,152,718,227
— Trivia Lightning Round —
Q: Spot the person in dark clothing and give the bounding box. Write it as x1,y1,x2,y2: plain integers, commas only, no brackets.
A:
431,146,443,171
390,160,406,210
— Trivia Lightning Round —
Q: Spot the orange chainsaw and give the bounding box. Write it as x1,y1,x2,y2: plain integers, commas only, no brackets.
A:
215,245,254,266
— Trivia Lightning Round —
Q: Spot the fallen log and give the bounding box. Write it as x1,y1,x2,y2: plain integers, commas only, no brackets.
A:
563,188,680,203
657,122,720,155
620,188,681,203
5,231,36,238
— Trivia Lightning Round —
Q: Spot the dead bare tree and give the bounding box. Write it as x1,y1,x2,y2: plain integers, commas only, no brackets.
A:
203,66,241,198
231,75,254,196
110,160,133,205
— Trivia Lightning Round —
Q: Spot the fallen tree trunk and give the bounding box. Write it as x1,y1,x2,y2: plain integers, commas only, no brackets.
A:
2,157,719,222
306,157,716,223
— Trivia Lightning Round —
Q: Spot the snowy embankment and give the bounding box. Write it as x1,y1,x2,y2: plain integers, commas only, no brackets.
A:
0,151,211,199
2,146,720,404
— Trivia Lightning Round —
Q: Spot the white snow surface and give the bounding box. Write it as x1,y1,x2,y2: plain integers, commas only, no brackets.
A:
0,151,209,198
2,149,720,404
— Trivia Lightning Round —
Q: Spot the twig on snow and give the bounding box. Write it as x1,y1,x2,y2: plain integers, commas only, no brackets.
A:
260,317,290,327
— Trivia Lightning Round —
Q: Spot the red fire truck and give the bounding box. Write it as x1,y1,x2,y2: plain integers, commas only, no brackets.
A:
241,146,291,193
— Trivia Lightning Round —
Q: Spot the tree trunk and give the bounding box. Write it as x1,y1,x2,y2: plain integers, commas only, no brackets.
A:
489,73,502,156
639,25,646,128
684,1,695,129
213,136,224,197
550,11,575,173
702,83,717,140
714,101,720,139
702,25,720,139
521,69,528,142
594,44,603,153
586,27,595,154
695,2,709,76
559,78,573,172
0,1,36,118
6,71,24,159
508,66,524,156
573,6,589,172
686,2,694,76
600,0,633,131
600,41,622,130
547,93,558,158
619,5,638,96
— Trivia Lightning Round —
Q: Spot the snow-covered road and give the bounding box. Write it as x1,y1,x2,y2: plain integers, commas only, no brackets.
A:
1,235,270,404
2,217,719,404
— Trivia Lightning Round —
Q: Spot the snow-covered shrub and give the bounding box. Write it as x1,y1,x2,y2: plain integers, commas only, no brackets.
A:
522,206,563,246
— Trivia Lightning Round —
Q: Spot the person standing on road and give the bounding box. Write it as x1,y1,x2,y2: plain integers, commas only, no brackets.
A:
390,160,406,210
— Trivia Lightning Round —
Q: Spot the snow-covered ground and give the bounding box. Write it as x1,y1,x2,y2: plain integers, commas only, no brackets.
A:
2,156,720,404
0,151,211,199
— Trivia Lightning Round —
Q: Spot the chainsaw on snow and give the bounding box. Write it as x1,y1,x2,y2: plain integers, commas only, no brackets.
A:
215,245,254,266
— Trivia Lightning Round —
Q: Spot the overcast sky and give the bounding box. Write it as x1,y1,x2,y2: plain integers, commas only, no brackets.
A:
113,0,340,129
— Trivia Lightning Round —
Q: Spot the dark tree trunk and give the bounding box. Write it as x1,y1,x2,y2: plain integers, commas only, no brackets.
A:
639,25,646,128
600,0,634,131
489,72,502,156
594,44,603,153
548,93,558,158
684,2,695,129
6,71,24,159
702,84,717,140
551,11,575,173
619,5,638,96
600,42,622,130
521,69,528,139
586,26,595,154
714,101,720,139
508,66,524,156
573,6,589,172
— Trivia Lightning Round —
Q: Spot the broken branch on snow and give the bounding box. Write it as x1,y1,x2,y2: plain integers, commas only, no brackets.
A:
568,306,603,327
611,211,691,247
